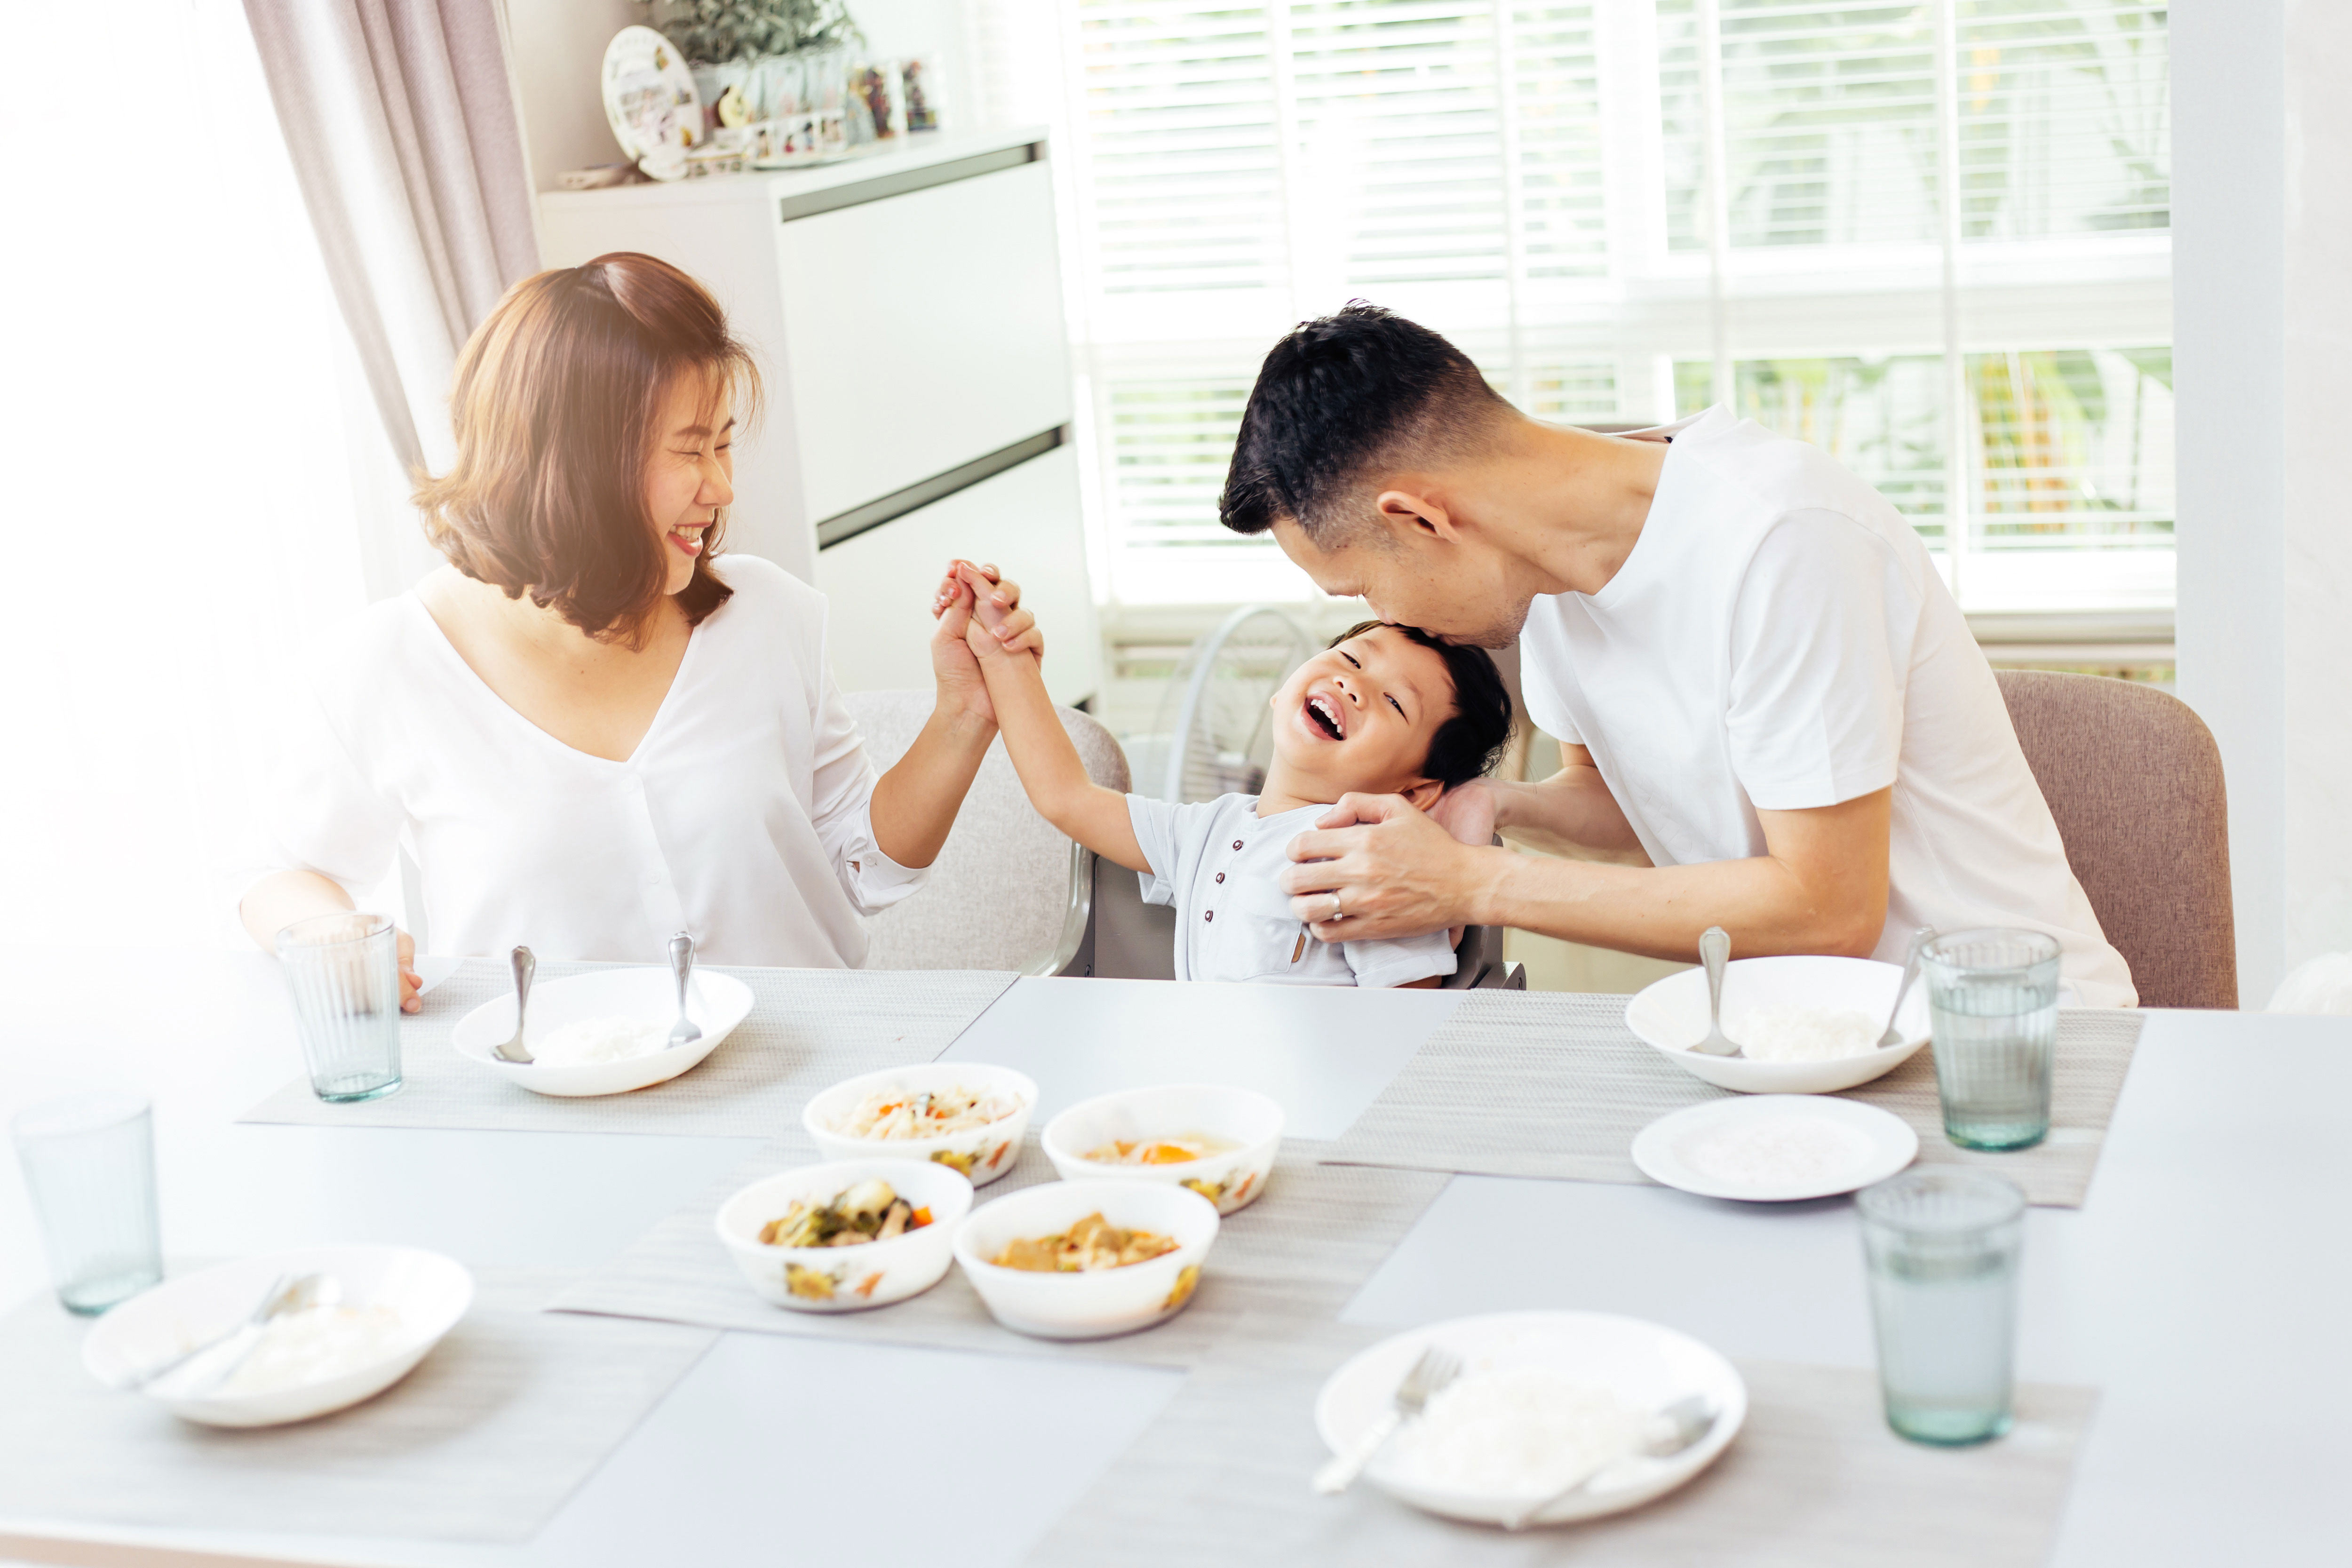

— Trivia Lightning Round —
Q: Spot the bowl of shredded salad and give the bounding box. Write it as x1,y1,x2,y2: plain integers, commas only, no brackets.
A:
802,1062,1038,1186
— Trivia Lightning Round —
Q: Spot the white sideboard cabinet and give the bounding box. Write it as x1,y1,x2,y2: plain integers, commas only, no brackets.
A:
536,127,1100,705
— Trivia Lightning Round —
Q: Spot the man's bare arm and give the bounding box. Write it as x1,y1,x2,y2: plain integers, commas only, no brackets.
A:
1281,787,1892,961
1482,743,1646,860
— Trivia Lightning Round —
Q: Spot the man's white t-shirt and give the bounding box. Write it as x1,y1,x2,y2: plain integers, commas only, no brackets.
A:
1517,406,2136,1007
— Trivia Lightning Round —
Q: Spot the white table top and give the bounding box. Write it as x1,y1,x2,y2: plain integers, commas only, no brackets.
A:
3,950,2347,1565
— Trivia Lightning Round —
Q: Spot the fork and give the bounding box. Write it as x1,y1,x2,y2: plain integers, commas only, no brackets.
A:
1311,1345,1462,1495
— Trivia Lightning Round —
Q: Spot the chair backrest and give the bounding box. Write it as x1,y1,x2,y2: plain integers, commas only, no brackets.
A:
1994,669,2235,1009
846,691,1129,973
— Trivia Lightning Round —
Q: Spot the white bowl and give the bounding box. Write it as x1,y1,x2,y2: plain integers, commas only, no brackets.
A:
1625,955,1931,1094
952,1179,1218,1341
715,1158,973,1312
450,966,754,1097
1040,1083,1283,1215
803,1062,1037,1186
1316,1311,1746,1527
81,1246,473,1429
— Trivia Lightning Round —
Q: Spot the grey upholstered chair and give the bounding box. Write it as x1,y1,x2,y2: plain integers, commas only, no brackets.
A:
1994,669,2236,1009
846,691,1128,975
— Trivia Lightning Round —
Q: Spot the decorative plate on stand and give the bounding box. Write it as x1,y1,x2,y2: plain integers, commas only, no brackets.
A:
601,26,701,181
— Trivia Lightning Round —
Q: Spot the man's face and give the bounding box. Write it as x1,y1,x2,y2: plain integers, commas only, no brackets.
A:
1271,515,1530,650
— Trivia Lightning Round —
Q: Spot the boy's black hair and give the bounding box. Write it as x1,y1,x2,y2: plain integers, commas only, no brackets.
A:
1331,621,1513,790
1222,302,1512,547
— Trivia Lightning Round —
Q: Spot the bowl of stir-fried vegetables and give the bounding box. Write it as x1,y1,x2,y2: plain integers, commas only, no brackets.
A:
715,1159,974,1312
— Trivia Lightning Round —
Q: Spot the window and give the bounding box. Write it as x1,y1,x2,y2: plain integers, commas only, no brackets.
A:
985,0,2171,610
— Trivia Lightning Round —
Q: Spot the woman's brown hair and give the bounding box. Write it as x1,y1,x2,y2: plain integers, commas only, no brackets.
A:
413,253,762,645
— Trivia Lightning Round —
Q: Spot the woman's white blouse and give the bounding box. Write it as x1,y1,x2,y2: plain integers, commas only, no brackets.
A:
259,555,924,967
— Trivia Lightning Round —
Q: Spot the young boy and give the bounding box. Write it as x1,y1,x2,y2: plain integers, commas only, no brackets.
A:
949,563,1512,987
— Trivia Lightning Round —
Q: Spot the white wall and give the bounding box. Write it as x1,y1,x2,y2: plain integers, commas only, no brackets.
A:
504,0,642,192
2174,0,2352,1007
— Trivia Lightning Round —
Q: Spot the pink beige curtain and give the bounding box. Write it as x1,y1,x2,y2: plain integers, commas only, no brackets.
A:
242,0,538,477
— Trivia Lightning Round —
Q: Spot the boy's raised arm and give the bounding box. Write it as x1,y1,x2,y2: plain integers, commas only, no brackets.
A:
958,567,1151,874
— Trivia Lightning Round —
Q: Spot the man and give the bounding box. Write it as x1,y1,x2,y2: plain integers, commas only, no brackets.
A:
1220,303,2133,1006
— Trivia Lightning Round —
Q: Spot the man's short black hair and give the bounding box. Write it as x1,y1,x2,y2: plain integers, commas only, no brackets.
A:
1332,621,1513,790
1221,302,1512,547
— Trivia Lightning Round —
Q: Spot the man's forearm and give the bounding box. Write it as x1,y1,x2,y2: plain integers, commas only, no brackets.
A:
1489,764,1645,860
1472,849,1884,962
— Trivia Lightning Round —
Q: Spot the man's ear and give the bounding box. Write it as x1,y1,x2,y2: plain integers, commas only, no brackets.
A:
1373,485,1460,545
1402,778,1446,811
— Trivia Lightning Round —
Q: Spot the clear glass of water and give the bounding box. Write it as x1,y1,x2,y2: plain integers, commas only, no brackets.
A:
13,1092,163,1314
276,911,404,1103
1857,1168,2026,1446
1921,928,2060,1151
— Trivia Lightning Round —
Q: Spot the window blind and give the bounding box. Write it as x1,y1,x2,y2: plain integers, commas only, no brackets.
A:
1004,0,2170,608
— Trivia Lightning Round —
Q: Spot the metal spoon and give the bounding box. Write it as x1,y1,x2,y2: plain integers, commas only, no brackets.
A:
113,1272,338,1392
1690,926,1742,1057
1878,926,1935,1047
665,931,703,1051
491,946,535,1063
1500,1394,1720,1530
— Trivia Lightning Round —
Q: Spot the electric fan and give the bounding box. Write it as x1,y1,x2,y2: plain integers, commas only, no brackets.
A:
1142,605,1320,803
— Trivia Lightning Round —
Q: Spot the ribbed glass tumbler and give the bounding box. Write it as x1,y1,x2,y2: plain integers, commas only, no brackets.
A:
13,1092,162,1314
276,912,404,1103
1857,1169,2026,1446
1921,928,2060,1151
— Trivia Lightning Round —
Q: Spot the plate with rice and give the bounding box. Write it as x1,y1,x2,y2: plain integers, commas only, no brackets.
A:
1315,1311,1745,1527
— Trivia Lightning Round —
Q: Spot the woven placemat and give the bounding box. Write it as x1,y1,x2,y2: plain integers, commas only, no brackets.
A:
1319,993,2143,1207
239,959,1018,1138
1025,1324,2097,1568
0,1267,715,1544
548,1138,1450,1371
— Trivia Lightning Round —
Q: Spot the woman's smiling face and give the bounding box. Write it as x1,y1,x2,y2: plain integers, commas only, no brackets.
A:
645,372,735,596
1267,624,1456,803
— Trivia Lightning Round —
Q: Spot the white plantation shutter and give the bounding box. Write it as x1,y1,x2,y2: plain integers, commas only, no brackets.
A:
1001,0,2170,609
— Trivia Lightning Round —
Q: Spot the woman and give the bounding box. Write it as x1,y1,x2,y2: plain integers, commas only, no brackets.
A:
239,253,1036,1008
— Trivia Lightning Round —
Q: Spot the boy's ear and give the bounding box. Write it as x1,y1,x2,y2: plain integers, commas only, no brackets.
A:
1402,779,1445,812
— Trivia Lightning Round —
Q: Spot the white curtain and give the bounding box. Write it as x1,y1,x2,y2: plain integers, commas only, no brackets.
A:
242,0,539,482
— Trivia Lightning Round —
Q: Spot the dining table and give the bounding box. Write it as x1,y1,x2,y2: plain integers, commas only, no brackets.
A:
0,944,2346,1566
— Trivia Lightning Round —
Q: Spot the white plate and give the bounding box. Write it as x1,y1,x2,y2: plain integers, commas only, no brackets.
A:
1625,955,1931,1094
601,25,701,178
1631,1093,1918,1202
450,967,753,1097
82,1246,472,1429
1315,1312,1745,1527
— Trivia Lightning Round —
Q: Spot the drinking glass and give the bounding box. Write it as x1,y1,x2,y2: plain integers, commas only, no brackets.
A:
13,1092,163,1313
276,912,404,1102
1921,928,2060,1151
1857,1169,2026,1446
